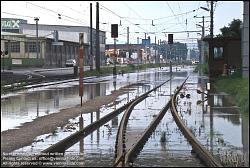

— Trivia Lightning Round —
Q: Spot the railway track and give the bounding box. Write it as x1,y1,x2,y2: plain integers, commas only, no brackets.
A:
113,77,181,167
170,78,222,167
29,75,222,167
41,78,171,154
114,76,222,167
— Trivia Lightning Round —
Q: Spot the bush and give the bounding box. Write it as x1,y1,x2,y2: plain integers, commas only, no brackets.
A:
194,63,209,74
215,70,249,114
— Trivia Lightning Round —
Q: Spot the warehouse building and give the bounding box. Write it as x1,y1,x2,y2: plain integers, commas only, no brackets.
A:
1,18,106,68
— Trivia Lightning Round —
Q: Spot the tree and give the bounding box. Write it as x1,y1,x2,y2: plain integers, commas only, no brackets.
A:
159,41,188,61
217,19,242,38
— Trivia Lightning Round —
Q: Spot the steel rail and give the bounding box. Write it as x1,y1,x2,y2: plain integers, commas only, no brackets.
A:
114,77,185,167
122,77,188,167
41,78,171,154
170,77,222,167
114,94,148,167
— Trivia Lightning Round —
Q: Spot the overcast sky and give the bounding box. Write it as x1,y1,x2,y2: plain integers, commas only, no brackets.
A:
1,1,243,45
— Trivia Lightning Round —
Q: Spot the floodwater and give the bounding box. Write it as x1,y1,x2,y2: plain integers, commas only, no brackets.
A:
1,66,249,167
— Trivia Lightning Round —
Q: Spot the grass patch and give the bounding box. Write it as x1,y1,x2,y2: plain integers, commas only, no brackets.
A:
214,70,249,114
194,63,209,74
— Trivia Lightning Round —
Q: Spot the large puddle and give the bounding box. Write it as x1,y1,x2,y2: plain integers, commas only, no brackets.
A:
1,66,249,167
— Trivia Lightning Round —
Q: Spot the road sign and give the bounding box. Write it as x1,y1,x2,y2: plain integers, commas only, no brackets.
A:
142,39,150,46
168,34,173,44
111,24,118,38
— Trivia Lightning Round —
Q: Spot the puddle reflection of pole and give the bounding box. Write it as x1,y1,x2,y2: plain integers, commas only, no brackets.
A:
79,114,84,153
36,92,40,117
137,73,139,97
127,73,130,102
96,109,100,146
242,115,249,164
201,79,205,127
207,83,214,154
90,84,94,142
113,79,118,127
96,83,100,97
170,61,172,97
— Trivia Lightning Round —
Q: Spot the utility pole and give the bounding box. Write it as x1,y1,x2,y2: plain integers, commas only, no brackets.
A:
202,16,205,38
158,40,160,64
96,2,100,71
201,16,205,66
137,37,139,44
114,38,117,75
210,1,213,40
127,27,129,44
209,1,214,71
34,17,39,59
155,36,156,64
90,3,93,70
209,1,214,154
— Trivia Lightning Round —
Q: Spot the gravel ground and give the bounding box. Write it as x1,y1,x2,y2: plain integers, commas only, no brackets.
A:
1,84,135,153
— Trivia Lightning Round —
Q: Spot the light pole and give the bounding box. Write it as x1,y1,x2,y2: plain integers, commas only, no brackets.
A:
199,5,212,66
196,7,210,68
34,17,39,59
196,21,205,65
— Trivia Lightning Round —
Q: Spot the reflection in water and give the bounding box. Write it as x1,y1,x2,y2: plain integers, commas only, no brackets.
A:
90,112,93,143
36,92,40,117
208,82,214,154
242,115,249,166
112,116,118,128
112,79,118,128
214,95,223,107
54,89,60,108
79,114,84,153
96,109,100,146
1,81,110,131
1,67,248,167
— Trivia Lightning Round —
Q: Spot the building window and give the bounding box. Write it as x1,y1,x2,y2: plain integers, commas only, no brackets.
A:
5,42,20,52
213,47,223,59
25,42,40,53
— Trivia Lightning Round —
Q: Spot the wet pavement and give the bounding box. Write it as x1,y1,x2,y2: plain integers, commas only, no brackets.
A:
1,66,249,167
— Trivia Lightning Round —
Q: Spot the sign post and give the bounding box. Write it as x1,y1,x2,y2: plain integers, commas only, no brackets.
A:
111,24,118,76
79,33,84,106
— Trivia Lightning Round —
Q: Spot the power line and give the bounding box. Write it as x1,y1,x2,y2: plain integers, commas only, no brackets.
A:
59,2,89,17
166,2,188,32
162,30,202,33
154,7,200,21
99,3,148,33
123,2,145,21
26,2,88,26
2,11,35,19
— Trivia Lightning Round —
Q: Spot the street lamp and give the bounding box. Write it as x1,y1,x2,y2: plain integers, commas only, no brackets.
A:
34,17,39,59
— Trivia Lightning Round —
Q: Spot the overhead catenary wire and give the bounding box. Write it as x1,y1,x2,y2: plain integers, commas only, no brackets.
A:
2,1,205,45
26,2,89,26
98,3,148,33
1,11,36,19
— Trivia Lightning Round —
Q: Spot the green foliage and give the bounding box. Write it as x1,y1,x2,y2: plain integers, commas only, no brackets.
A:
1,58,44,68
159,41,188,60
217,19,242,38
22,58,44,67
215,70,249,114
194,63,209,74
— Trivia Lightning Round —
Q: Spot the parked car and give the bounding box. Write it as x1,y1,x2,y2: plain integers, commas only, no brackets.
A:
66,59,76,67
